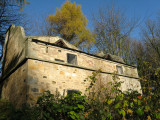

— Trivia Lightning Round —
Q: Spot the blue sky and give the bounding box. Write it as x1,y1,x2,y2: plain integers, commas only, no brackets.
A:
23,0,160,39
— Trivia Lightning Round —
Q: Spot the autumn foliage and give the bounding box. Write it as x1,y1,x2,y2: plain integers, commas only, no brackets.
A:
47,1,95,47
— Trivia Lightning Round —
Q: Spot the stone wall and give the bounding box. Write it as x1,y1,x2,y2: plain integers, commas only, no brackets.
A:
27,59,141,105
2,25,26,77
28,36,79,50
28,39,138,78
25,37,141,105
1,25,142,107
1,62,28,108
27,59,111,104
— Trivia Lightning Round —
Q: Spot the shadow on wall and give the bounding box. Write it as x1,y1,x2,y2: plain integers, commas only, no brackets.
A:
0,49,24,97
3,49,24,76
0,25,24,97
0,27,11,98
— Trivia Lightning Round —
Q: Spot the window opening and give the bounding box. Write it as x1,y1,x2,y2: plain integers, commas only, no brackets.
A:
67,90,79,95
55,39,68,48
116,65,123,74
67,53,77,65
55,59,64,62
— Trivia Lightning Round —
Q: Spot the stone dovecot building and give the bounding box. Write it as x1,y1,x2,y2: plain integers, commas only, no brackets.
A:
0,25,142,108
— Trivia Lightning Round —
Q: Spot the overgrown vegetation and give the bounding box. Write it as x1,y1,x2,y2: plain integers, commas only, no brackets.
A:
0,70,160,120
0,1,160,120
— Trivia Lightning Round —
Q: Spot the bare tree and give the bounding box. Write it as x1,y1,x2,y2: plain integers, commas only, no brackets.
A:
93,5,138,60
0,0,28,61
142,19,160,66
30,13,54,36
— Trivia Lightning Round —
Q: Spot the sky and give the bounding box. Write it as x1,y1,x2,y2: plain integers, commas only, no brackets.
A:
23,0,160,39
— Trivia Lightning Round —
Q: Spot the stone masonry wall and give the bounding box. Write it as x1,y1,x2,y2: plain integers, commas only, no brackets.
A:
26,38,141,105
27,59,141,105
2,25,26,77
28,39,138,78
1,62,28,108
1,25,141,108
25,38,141,105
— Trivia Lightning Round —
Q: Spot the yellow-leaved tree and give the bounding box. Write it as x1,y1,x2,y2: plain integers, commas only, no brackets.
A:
47,1,95,48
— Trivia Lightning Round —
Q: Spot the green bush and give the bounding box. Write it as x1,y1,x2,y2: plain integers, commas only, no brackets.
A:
34,90,87,120
0,99,37,120
0,70,160,120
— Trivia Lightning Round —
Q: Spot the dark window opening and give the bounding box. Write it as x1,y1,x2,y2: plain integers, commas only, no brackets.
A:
67,90,79,95
55,39,68,48
55,59,64,62
116,65,123,74
67,53,77,65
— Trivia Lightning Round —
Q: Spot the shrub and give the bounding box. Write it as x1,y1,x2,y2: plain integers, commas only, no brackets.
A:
0,70,160,120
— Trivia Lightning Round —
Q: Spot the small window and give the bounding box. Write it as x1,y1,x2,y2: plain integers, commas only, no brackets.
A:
67,53,77,65
55,59,64,62
116,65,123,74
67,90,79,95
